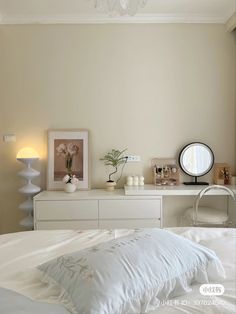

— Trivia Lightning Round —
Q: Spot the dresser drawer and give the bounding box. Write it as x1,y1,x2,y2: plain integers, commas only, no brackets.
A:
36,220,98,230
99,219,161,229
35,200,98,220
99,199,161,219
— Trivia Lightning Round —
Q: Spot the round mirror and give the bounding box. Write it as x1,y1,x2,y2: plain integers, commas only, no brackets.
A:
179,142,214,185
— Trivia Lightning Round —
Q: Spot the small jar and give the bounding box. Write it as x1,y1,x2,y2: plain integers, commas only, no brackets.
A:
126,176,133,186
133,176,139,186
139,176,144,186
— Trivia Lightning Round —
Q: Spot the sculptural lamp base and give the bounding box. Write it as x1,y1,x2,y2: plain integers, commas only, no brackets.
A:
19,212,34,229
17,148,41,229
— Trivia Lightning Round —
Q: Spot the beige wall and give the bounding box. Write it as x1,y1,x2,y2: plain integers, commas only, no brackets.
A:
0,24,235,233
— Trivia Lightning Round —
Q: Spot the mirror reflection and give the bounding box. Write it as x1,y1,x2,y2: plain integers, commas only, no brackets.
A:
182,145,212,176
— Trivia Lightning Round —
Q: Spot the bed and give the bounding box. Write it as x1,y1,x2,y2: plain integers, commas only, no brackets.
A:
0,227,235,314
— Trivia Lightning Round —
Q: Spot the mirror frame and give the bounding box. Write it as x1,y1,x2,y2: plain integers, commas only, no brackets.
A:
179,142,214,184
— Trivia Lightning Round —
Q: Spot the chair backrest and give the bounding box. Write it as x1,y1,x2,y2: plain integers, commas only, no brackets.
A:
193,185,236,225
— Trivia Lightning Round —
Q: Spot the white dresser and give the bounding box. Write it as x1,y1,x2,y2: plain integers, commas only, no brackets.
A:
34,185,236,230
34,189,162,230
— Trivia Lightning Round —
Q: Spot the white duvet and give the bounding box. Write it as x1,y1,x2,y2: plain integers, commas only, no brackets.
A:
0,227,235,314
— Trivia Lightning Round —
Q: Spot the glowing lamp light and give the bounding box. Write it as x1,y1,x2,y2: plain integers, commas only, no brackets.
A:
17,147,39,160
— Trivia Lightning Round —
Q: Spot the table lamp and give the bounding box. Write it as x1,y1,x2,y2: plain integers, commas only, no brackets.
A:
17,147,41,229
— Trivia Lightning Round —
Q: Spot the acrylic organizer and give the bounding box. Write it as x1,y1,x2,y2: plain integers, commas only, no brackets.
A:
152,158,180,186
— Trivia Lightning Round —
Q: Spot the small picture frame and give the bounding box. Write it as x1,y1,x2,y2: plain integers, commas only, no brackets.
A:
213,163,231,185
47,129,90,190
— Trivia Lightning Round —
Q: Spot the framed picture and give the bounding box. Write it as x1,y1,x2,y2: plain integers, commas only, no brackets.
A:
47,129,90,190
213,163,231,185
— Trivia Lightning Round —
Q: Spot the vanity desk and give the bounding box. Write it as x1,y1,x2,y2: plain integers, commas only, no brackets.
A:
34,185,236,230
124,185,236,196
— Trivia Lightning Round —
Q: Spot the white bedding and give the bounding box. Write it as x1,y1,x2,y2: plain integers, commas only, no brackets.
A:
0,227,235,314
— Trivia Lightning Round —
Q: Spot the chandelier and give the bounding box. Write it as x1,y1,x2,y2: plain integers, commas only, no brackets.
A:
93,0,148,16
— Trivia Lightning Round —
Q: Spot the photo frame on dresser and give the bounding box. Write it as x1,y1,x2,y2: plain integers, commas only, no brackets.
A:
47,129,90,190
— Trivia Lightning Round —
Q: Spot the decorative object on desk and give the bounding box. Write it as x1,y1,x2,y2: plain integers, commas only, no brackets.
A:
100,149,128,191
213,163,231,185
179,142,214,185
126,175,145,186
139,175,144,186
63,174,79,193
105,181,117,192
47,129,89,190
133,176,139,186
91,0,147,16
152,158,180,186
126,176,133,186
17,147,41,229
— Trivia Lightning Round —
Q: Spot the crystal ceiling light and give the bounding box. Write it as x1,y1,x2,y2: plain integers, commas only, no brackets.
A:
93,0,148,16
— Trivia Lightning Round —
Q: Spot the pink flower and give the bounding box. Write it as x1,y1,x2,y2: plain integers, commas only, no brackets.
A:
56,143,67,156
67,143,79,156
71,177,79,185
62,174,79,185
62,174,70,183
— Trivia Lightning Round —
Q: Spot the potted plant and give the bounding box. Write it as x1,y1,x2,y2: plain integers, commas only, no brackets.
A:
100,149,128,191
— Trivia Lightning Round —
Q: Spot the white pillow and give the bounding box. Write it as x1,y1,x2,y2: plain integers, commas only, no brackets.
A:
38,228,225,314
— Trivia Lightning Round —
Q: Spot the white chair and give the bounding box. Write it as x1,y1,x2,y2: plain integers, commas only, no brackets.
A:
183,185,236,227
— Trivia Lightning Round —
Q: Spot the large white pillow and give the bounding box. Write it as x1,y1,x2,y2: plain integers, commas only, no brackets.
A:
38,228,225,314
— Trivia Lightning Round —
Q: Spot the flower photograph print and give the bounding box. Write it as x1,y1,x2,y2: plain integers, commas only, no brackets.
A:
54,140,82,180
47,130,89,190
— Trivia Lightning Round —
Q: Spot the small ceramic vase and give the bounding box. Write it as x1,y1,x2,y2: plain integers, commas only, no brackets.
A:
64,183,77,193
106,181,116,191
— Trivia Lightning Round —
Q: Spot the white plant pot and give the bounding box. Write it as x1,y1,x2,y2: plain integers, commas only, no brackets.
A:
106,181,116,191
64,183,77,193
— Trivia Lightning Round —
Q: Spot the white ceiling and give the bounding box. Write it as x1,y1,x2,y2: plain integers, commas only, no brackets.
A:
0,0,235,24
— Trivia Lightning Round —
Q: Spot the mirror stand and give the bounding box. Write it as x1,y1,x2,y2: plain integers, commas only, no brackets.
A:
183,176,209,185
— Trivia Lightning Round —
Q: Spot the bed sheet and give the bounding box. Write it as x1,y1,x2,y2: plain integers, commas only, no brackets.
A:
0,227,235,314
